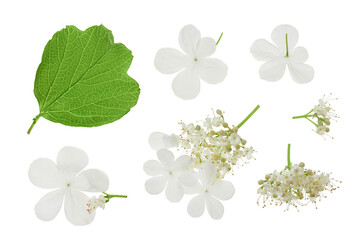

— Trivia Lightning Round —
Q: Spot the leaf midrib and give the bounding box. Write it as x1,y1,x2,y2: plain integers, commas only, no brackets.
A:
41,35,115,114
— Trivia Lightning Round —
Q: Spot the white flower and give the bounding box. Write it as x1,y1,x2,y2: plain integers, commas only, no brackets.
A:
187,163,235,220
148,132,179,150
86,195,106,214
251,24,314,83
28,147,109,225
144,149,198,202
154,24,228,100
229,133,240,145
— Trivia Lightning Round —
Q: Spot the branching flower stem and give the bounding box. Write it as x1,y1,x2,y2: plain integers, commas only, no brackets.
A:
103,192,127,203
237,105,260,129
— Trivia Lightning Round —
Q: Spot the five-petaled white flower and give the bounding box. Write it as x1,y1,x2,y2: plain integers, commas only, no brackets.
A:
144,149,198,202
251,24,314,83
28,147,109,225
148,132,179,151
187,163,235,220
154,24,228,100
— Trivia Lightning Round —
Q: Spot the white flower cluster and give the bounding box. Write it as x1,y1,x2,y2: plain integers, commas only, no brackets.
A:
144,108,259,219
86,195,106,214
313,94,338,137
257,162,340,211
179,109,255,179
293,94,338,138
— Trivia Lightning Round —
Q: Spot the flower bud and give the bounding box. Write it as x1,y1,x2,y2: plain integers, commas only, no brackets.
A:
216,109,222,115
258,180,264,185
265,174,271,180
299,162,305,168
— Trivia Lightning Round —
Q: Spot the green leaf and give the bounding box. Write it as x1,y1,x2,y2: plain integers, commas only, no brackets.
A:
28,25,140,134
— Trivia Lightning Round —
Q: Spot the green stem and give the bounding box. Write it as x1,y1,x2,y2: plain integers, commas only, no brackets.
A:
237,105,260,129
285,33,289,57
287,144,291,170
103,192,127,202
216,32,223,45
27,114,41,135
305,117,318,127
292,114,314,119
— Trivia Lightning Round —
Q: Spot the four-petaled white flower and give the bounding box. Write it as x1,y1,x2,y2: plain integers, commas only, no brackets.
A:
148,132,179,151
187,163,235,220
144,149,198,202
28,147,109,225
251,24,314,83
154,24,228,100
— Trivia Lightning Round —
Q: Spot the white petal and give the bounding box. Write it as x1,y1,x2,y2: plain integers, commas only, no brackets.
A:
199,163,217,187
148,132,167,150
165,178,184,202
163,134,179,148
288,62,314,84
187,194,206,218
64,189,95,226
73,169,109,192
209,180,235,200
250,39,281,61
57,146,88,178
258,59,286,82
154,48,189,74
174,155,192,169
35,189,64,221
196,37,216,59
271,24,299,55
171,69,200,100
179,171,198,187
145,176,167,194
157,149,175,169
28,158,63,189
197,58,228,84
291,46,309,63
143,160,165,176
178,24,200,56
206,195,224,220
184,182,202,195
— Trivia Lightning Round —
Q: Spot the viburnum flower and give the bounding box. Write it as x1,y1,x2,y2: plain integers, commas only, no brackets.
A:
251,24,314,83
257,144,340,211
144,149,198,202
187,163,235,219
179,106,260,179
148,132,179,150
293,94,338,138
28,147,126,225
154,24,228,100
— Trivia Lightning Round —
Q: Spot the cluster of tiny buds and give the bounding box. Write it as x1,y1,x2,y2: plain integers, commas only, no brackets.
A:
257,162,341,211
86,195,106,214
178,109,255,179
313,94,339,138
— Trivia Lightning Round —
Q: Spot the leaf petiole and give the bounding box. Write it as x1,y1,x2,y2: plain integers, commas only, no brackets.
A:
27,114,41,135
237,105,260,129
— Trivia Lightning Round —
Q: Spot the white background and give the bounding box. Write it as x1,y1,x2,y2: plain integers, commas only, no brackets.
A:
0,0,358,239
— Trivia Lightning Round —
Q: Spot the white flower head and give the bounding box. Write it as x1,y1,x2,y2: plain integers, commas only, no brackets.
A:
251,24,314,83
148,132,179,150
28,147,109,225
187,163,235,220
154,24,228,100
144,149,198,202
293,94,338,139
87,195,106,214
